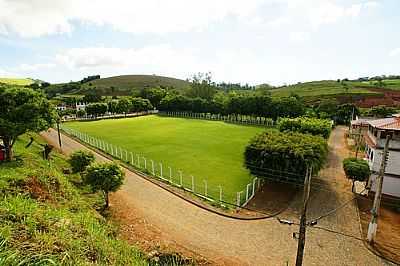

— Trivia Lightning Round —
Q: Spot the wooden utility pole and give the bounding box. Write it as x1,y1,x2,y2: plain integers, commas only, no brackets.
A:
295,166,312,266
367,135,391,243
56,120,62,150
355,126,362,159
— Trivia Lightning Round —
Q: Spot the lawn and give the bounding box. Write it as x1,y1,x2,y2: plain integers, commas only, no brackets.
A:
0,77,33,86
64,115,267,203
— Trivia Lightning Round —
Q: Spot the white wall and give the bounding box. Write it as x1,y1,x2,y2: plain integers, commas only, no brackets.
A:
370,173,400,198
370,148,400,175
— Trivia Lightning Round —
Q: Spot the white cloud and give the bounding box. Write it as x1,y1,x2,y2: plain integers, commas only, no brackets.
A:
0,0,264,37
17,63,56,71
289,31,310,42
389,48,400,57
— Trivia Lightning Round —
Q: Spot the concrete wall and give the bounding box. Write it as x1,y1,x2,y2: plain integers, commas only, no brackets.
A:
370,173,400,198
369,148,400,175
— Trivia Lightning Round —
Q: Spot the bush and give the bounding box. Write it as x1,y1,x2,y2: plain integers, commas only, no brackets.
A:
68,150,95,173
277,117,332,138
84,163,125,208
245,131,328,182
343,158,370,191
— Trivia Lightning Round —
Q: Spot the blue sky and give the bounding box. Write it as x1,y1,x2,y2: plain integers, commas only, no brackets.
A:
0,0,399,85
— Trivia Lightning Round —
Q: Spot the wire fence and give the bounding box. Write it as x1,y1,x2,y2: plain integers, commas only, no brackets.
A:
60,124,261,206
158,111,275,127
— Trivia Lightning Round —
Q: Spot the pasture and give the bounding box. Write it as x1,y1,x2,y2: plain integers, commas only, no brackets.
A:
65,115,267,202
0,77,34,86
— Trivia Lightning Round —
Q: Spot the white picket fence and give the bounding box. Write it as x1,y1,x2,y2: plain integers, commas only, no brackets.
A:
60,125,261,206
159,111,274,127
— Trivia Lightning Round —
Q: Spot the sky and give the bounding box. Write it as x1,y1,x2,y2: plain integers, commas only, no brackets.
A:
0,0,399,86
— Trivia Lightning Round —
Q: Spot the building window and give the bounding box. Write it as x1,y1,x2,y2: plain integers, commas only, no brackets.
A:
370,151,374,161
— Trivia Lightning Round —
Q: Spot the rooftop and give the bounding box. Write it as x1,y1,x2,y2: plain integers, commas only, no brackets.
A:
368,115,400,131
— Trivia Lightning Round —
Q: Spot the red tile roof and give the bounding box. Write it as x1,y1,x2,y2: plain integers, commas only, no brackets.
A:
368,117,400,131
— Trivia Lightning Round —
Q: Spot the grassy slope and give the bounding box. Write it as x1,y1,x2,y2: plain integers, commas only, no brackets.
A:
76,75,191,95
0,78,34,86
65,115,267,202
0,135,147,265
270,80,381,98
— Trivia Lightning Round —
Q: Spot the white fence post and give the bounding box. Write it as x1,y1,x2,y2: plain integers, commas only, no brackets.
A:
169,167,172,182
125,150,128,162
143,157,147,169
151,160,155,175
137,155,140,167
237,191,242,206
159,162,163,178
219,186,223,202
204,180,208,197
252,178,257,196
191,175,195,192
119,147,123,159
179,171,183,187
246,183,251,202
130,152,134,165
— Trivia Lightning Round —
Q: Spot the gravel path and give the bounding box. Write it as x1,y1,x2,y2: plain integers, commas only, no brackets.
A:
41,127,392,266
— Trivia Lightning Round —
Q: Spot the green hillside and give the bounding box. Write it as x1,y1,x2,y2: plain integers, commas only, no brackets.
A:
270,80,380,98
0,134,147,265
0,77,34,86
78,75,191,95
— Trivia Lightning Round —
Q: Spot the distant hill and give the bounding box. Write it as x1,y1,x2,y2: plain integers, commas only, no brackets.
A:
77,75,191,95
269,79,400,107
0,77,35,86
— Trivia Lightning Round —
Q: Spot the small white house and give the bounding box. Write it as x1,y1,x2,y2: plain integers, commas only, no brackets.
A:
75,102,87,111
55,105,67,111
364,115,400,199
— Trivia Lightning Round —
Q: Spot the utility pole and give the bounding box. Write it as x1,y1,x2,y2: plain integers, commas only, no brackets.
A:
56,119,62,150
355,126,362,159
295,166,312,266
367,135,391,243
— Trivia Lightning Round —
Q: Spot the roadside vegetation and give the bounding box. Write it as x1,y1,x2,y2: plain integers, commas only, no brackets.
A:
0,135,147,265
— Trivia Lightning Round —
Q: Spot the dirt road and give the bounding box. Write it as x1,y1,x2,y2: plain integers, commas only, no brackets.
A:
41,127,391,266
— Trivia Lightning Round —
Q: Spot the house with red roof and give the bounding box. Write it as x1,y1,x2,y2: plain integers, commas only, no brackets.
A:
364,114,400,199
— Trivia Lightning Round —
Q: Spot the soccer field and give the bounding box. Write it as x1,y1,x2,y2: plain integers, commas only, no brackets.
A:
64,115,267,203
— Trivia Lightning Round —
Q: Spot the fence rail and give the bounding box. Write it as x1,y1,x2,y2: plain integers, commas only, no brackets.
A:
159,111,275,127
63,110,158,122
60,125,261,206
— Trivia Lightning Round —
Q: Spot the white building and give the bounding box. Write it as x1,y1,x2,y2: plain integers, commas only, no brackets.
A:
75,102,87,111
55,105,67,111
364,114,400,199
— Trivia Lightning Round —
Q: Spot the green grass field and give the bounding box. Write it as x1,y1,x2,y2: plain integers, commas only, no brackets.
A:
65,115,267,202
270,80,380,98
0,77,34,86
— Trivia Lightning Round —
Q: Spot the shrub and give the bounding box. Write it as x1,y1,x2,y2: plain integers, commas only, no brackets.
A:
277,117,332,138
84,163,125,208
343,158,370,192
245,131,328,182
68,150,95,173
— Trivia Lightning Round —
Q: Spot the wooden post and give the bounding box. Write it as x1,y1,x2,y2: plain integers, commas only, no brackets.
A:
368,135,391,243
295,167,312,266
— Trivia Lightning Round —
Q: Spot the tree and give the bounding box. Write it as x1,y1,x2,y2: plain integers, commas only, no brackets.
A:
68,150,95,173
186,72,217,101
0,86,56,161
86,103,108,117
116,98,132,115
343,158,370,192
140,87,166,108
245,131,328,182
278,117,332,139
84,163,125,208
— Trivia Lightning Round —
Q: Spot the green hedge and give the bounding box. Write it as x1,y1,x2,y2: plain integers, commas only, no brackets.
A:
277,117,332,139
343,158,370,182
244,131,328,182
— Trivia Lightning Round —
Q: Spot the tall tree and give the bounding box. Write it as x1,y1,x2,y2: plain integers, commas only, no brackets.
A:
186,72,217,101
0,86,56,160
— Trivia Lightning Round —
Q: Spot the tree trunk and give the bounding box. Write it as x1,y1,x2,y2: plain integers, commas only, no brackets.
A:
3,137,13,161
105,191,109,208
352,180,355,193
